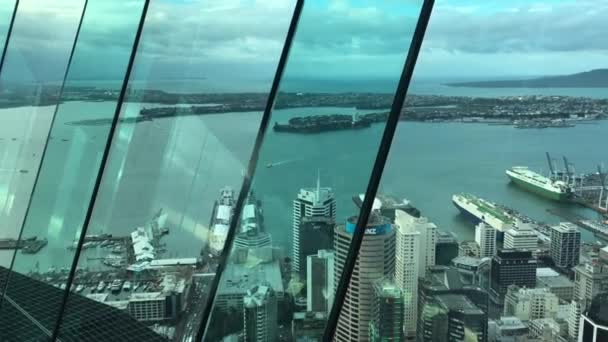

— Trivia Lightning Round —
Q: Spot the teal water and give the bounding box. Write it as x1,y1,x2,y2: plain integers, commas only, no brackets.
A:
1,98,606,272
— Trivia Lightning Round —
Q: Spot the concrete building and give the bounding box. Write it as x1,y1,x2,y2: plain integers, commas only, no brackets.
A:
550,222,581,269
243,285,278,342
579,293,608,342
568,299,585,341
459,240,480,258
418,294,487,342
504,223,538,252
536,268,575,302
396,210,437,277
504,285,560,321
394,209,421,339
488,316,530,342
369,279,404,342
233,228,272,250
490,249,537,301
528,318,568,341
435,231,459,266
452,256,491,287
334,214,395,342
126,274,187,323
573,261,608,303
306,249,335,314
475,223,497,258
292,178,336,278
292,311,326,341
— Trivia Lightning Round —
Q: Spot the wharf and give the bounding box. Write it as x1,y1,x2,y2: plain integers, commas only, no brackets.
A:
0,237,47,254
546,209,608,241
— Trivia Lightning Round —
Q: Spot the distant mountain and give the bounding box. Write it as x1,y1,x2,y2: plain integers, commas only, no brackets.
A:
446,69,608,88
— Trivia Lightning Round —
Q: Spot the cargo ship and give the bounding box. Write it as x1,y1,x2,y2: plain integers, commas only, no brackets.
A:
208,187,235,256
452,193,515,232
506,166,572,201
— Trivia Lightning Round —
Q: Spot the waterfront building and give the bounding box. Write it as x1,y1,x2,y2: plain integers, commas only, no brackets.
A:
504,285,559,321
334,213,395,342
369,279,404,342
292,311,326,341
417,294,487,342
394,209,421,339
243,285,278,342
459,240,481,258
504,223,538,252
550,222,581,269
435,231,459,266
475,223,497,258
573,261,608,303
306,249,335,314
452,256,491,287
487,316,530,342
127,275,187,322
579,293,608,342
292,178,336,278
536,268,574,302
490,249,537,301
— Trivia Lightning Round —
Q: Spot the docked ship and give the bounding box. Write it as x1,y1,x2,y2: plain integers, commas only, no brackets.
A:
208,187,235,256
452,193,515,232
506,166,572,201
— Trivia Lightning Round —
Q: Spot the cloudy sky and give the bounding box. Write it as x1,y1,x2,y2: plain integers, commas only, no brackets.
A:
0,0,607,86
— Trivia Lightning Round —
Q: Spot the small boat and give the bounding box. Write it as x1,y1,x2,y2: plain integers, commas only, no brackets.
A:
122,281,132,291
96,281,106,292
75,284,84,292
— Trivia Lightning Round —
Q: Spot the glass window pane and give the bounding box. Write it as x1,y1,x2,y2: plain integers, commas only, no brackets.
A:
0,1,149,341
371,1,607,341
0,1,17,60
58,1,297,341
202,1,424,341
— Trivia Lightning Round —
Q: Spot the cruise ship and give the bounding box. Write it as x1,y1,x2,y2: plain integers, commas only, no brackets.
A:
506,166,572,201
208,187,235,256
452,193,515,232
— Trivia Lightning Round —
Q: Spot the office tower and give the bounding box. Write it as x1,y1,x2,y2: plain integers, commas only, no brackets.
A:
417,294,487,342
435,231,459,266
243,285,278,342
573,261,608,302
396,210,437,277
292,311,327,341
488,317,529,342
504,285,559,320
0,266,166,341
369,279,404,342
292,176,336,278
579,293,608,342
306,249,335,314
490,249,537,301
504,223,538,251
459,240,481,258
569,299,585,340
394,209,421,339
536,267,575,302
475,223,497,258
334,213,395,342
550,222,581,269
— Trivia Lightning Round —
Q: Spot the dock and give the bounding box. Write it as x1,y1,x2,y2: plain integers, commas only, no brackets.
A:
0,237,47,254
546,209,608,241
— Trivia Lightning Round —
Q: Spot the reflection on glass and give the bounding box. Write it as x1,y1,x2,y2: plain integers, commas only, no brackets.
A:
0,0,84,271
202,1,424,341
0,1,17,65
59,1,296,341
368,1,608,341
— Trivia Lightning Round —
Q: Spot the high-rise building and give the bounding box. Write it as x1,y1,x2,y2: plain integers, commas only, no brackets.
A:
503,223,538,252
292,176,336,278
504,285,560,321
306,249,335,314
568,299,585,341
536,267,575,302
418,294,487,342
435,231,459,266
550,222,581,269
369,279,404,342
396,210,437,277
233,228,272,250
475,223,497,258
394,209,421,339
243,285,278,342
579,293,608,342
573,261,608,303
292,311,326,342
334,213,395,342
452,256,491,287
352,193,421,222
490,249,537,301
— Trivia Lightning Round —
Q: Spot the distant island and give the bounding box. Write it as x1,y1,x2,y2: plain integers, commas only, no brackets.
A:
446,69,608,88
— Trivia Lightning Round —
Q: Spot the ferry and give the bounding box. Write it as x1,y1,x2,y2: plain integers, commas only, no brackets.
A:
452,193,515,232
208,187,235,256
506,166,572,201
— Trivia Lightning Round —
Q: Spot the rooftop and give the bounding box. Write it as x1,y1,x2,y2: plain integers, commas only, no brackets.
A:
218,259,284,296
436,294,485,315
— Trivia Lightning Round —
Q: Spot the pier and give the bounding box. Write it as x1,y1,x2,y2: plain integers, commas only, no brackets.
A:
0,237,47,254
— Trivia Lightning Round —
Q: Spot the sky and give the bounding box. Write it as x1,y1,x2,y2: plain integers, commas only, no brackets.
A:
0,0,607,85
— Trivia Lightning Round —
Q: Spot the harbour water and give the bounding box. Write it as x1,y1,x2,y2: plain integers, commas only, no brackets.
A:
1,86,607,272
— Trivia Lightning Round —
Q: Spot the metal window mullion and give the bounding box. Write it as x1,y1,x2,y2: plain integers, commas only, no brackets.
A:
323,0,435,340
0,0,18,74
195,0,304,340
0,0,89,311
50,1,151,340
